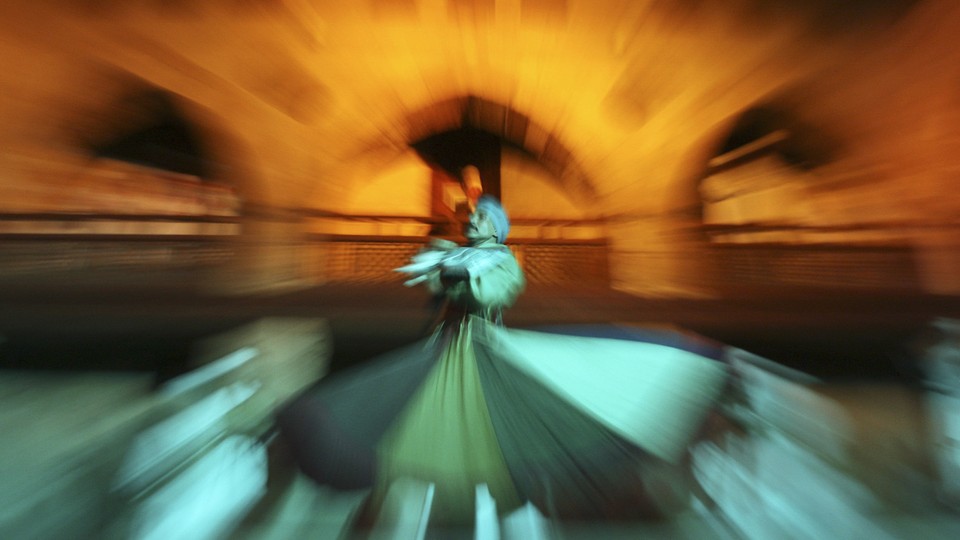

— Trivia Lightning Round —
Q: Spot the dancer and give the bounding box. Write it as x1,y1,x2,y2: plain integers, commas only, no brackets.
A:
278,195,729,528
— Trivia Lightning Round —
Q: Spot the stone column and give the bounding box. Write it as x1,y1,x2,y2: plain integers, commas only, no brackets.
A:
205,215,316,296
913,231,960,296
606,213,719,298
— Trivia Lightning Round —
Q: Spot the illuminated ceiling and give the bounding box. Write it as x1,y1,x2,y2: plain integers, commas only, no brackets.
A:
0,0,953,217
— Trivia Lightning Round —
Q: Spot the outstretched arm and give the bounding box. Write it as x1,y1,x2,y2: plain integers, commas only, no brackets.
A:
439,247,525,310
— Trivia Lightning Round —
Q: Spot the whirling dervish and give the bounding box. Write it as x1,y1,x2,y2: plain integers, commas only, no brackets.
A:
277,190,730,530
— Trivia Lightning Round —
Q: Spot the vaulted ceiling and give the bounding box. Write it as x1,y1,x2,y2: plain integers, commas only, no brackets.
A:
3,0,952,212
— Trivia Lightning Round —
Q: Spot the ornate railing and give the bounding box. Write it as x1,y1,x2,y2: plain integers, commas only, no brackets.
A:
0,211,611,288
709,241,921,293
312,236,611,288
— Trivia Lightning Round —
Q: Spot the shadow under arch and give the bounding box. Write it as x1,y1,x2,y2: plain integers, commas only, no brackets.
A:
404,95,599,205
680,101,923,297
648,103,834,299
676,102,844,233
86,86,267,212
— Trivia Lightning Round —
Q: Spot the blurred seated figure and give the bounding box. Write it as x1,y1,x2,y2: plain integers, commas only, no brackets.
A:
923,318,960,508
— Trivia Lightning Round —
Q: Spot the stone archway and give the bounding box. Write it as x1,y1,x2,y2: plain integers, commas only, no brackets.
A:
404,95,598,205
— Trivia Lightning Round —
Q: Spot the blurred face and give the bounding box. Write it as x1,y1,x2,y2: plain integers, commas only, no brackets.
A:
465,208,497,244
